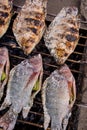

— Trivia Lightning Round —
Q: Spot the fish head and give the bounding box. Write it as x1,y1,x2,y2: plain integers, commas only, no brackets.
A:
30,54,43,73
59,64,72,80
59,64,76,108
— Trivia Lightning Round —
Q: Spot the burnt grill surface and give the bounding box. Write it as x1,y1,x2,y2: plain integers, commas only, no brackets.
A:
0,8,87,130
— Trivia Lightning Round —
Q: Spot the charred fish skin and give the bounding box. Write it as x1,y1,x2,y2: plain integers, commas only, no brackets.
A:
0,47,10,100
42,64,76,130
44,7,80,65
13,0,48,55
0,0,13,38
0,54,43,130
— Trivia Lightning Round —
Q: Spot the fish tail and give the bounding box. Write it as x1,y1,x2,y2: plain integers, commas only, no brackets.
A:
42,0,48,15
22,105,31,118
0,108,18,130
51,119,62,130
62,112,71,130
31,0,48,9
51,125,62,130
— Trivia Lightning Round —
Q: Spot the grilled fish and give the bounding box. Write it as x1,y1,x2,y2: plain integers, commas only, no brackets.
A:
0,47,10,100
13,0,48,55
42,64,76,130
44,7,80,64
0,54,43,130
0,0,12,38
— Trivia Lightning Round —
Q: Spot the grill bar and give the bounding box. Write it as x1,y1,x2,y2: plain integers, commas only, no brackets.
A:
17,119,50,130
5,33,87,40
0,41,86,57
17,119,44,128
9,54,84,75
78,43,87,47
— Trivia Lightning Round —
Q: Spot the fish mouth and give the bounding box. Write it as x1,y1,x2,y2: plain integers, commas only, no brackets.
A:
65,7,78,16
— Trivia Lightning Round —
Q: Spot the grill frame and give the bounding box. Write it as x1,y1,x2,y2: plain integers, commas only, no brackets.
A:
0,4,87,130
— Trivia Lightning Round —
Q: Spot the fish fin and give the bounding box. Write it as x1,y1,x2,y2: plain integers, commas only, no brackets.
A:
22,105,31,119
51,119,62,130
62,112,71,130
0,96,11,111
32,0,48,16
44,109,50,130
22,92,36,118
42,79,50,130
42,0,48,12
0,70,12,111
0,108,17,130
40,0,48,17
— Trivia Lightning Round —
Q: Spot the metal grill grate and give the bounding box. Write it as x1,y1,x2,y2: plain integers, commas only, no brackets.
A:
0,6,87,130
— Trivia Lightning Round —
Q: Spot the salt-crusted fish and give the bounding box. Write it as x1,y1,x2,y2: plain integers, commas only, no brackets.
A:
44,7,80,64
0,0,12,38
0,47,10,100
42,64,76,130
13,0,48,55
0,54,43,130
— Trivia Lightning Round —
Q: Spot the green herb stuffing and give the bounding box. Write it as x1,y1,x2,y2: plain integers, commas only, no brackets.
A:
0,72,6,81
33,80,39,91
